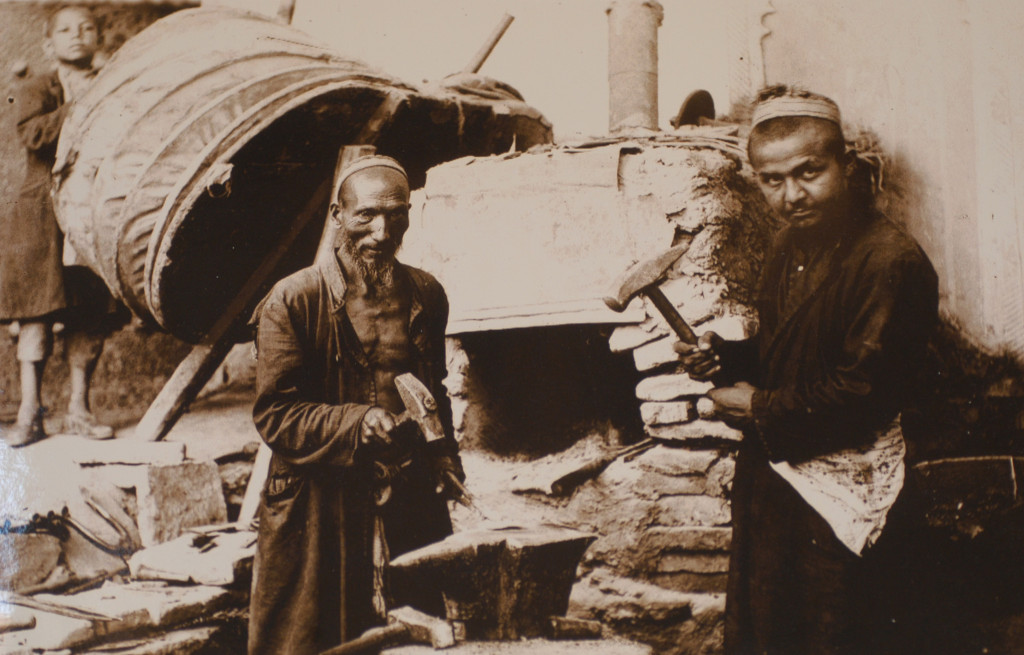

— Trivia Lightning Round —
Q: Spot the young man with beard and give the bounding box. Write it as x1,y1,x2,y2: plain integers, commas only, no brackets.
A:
676,86,938,654
1,5,117,445
248,156,464,655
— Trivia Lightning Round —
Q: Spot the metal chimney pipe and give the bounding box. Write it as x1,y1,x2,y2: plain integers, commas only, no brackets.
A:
607,0,663,134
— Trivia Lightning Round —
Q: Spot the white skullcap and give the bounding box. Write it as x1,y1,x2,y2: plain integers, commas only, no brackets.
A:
333,155,408,201
751,95,841,128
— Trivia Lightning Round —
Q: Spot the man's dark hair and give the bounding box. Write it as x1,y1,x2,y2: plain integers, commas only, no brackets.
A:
44,4,99,38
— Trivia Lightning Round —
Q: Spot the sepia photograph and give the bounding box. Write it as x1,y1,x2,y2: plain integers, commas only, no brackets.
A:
0,0,1021,653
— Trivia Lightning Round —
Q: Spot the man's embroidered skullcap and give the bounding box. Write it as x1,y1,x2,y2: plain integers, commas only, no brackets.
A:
751,92,841,129
333,155,408,200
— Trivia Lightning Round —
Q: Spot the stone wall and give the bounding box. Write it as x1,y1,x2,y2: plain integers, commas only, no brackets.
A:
429,132,776,654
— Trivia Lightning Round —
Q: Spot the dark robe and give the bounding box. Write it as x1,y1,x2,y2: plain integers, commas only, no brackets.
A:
717,211,939,654
248,254,461,655
1,72,69,320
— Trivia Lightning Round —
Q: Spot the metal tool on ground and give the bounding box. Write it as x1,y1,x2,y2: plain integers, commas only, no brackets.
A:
604,242,699,346
319,605,454,655
549,438,656,497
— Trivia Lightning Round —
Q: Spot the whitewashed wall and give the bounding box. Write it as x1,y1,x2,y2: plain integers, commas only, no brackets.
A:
753,0,1024,359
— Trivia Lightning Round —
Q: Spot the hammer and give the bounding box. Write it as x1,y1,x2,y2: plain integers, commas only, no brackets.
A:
387,374,480,513
320,606,455,655
604,243,699,346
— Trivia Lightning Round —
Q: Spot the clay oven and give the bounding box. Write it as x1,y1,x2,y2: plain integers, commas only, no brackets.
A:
401,1,776,649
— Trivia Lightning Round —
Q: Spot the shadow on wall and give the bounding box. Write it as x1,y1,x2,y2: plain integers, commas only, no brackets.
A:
722,100,1024,461
877,139,1024,461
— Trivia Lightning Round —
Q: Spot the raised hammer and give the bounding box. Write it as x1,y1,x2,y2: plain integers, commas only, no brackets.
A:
604,243,699,345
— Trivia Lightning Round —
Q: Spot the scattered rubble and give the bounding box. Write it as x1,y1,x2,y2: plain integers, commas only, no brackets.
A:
0,393,259,653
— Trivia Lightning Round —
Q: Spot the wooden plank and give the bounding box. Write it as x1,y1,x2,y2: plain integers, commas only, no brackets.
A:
133,177,332,442
59,437,186,466
0,611,35,636
236,442,271,527
128,528,256,586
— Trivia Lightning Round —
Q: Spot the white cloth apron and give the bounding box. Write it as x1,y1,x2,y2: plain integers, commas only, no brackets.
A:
770,418,905,555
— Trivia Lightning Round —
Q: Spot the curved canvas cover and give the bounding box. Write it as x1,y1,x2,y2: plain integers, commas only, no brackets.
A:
53,6,551,342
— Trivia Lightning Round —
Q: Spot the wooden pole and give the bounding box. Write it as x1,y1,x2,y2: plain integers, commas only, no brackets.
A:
462,14,514,74
132,177,332,442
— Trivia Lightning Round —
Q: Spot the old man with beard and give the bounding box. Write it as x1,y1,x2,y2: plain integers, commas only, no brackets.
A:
248,155,464,655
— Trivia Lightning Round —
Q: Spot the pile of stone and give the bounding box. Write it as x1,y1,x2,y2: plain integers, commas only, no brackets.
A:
0,432,255,654
424,127,777,655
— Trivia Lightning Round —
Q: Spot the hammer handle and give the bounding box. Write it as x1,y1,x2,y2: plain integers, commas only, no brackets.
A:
645,287,698,345
321,624,409,655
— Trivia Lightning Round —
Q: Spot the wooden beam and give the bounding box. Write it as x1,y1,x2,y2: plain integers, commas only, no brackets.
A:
132,177,332,442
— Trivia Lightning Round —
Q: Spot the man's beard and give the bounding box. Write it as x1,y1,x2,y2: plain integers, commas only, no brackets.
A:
340,232,402,294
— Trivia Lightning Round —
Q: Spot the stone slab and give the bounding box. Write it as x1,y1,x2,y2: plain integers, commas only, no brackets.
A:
658,275,726,324
705,458,736,496
646,420,744,443
608,324,662,353
650,569,728,594
639,401,695,426
635,374,712,402
633,447,717,477
631,472,712,499
632,336,683,373
656,552,730,575
0,534,61,592
570,571,693,625
640,526,732,553
136,462,228,548
0,603,91,653
128,527,256,586
655,495,731,527
0,607,35,635
0,581,239,652
86,626,220,655
695,397,716,419
572,571,725,652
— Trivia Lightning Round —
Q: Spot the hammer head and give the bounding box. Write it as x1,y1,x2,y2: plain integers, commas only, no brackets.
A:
394,373,446,443
389,606,455,649
604,242,690,312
